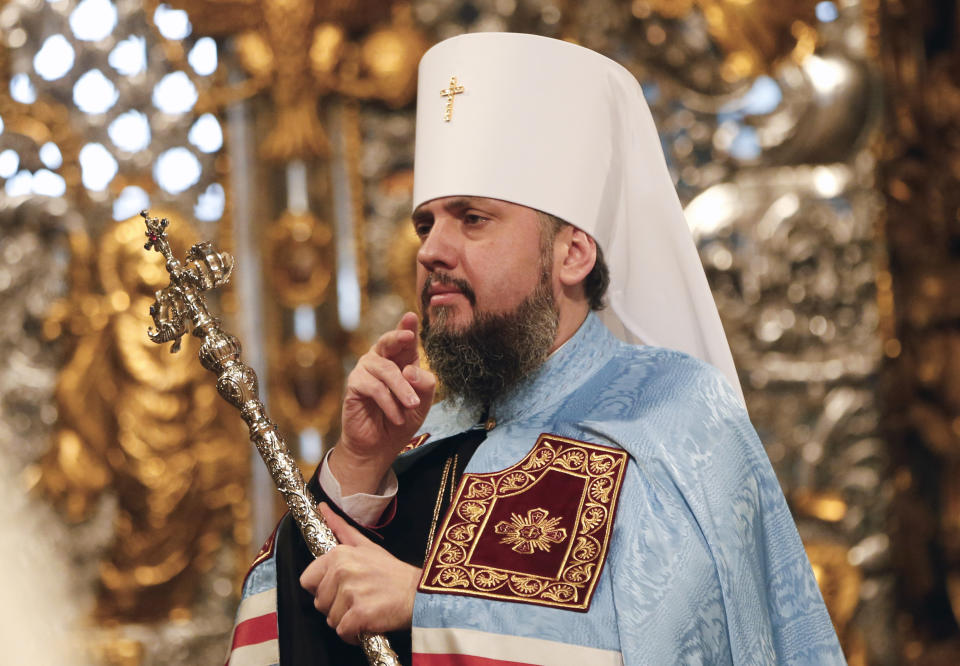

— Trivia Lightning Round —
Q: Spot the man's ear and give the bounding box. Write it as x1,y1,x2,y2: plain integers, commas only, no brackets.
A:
556,227,597,288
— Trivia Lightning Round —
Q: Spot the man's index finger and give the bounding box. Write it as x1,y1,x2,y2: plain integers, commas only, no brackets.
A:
373,328,417,360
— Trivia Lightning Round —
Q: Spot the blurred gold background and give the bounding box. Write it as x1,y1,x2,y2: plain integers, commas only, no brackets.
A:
0,0,957,663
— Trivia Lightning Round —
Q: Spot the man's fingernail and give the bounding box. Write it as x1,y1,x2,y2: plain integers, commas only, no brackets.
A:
409,367,420,382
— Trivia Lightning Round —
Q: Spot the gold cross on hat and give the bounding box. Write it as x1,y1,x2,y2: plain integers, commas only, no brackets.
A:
440,76,465,122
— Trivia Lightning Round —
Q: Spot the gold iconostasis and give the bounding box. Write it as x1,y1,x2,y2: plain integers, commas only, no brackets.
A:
0,0,957,663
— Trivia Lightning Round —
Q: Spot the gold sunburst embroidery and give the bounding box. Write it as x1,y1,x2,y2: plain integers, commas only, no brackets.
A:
494,507,567,554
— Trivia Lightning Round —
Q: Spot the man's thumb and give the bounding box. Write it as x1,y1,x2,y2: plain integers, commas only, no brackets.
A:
318,502,368,547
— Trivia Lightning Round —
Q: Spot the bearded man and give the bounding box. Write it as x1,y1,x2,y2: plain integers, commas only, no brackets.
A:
225,33,845,666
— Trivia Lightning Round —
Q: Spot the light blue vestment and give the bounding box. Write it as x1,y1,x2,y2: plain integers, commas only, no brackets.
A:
407,313,846,665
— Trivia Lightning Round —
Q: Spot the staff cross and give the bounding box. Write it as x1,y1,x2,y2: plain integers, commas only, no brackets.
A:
440,75,465,122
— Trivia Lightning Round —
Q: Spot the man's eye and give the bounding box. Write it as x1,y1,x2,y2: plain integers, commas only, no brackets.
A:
414,223,432,238
464,213,488,224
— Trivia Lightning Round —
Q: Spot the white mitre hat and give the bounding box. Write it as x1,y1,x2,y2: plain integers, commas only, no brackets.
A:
412,32,743,401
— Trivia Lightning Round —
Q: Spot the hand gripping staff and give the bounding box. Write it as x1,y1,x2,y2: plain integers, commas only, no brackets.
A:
140,211,401,666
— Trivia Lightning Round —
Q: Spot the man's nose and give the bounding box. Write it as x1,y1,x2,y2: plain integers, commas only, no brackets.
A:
416,219,459,271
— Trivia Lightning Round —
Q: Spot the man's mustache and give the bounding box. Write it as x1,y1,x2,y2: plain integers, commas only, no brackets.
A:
421,273,477,309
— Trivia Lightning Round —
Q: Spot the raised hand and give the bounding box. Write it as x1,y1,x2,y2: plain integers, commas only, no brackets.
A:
330,312,436,496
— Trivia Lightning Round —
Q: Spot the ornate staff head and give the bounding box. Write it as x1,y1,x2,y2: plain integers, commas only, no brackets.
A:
140,210,234,353
142,211,171,254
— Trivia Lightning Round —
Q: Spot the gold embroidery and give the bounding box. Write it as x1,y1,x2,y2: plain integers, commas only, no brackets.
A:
465,479,495,499
459,500,487,522
542,584,577,603
579,505,606,534
588,452,616,475
556,447,587,470
419,433,629,611
245,524,278,579
423,452,454,561
497,471,532,493
400,432,430,453
447,523,476,542
572,535,601,561
437,567,470,588
589,477,614,503
494,508,568,554
509,575,543,596
564,562,595,584
475,570,508,589
521,445,556,470
437,542,466,565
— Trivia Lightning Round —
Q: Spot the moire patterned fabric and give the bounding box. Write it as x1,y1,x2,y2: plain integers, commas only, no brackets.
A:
408,313,845,665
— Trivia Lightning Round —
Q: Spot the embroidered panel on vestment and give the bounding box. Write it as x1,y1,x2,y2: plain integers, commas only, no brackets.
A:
419,433,628,611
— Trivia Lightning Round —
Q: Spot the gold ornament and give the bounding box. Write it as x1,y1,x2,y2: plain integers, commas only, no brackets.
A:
263,211,334,307
387,213,422,312
440,76,465,122
644,0,820,80
166,0,427,161
271,340,342,434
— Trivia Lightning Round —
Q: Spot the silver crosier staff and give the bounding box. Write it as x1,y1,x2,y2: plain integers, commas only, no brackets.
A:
140,211,400,666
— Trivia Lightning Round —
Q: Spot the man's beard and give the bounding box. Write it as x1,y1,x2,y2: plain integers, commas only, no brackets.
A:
419,272,559,409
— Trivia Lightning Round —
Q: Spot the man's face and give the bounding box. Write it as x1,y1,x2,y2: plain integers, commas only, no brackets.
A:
412,196,560,406
412,196,549,331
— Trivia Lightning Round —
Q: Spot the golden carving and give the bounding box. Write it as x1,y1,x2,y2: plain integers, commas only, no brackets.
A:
357,21,425,106
0,94,85,196
805,541,866,665
167,0,427,162
643,0,820,79
271,340,342,433
807,542,862,631
792,488,848,523
387,213,423,312
263,211,334,307
343,102,369,309
35,214,249,621
879,2,960,656
946,461,960,630
94,633,145,666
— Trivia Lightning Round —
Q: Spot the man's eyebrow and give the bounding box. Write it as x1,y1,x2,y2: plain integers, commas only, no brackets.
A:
412,197,480,225
443,197,475,212
411,208,432,225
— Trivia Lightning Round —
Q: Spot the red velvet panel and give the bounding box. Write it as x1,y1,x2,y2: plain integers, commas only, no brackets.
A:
467,469,586,578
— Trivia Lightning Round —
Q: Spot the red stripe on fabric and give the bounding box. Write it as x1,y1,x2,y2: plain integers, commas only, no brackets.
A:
413,653,536,666
230,612,278,651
